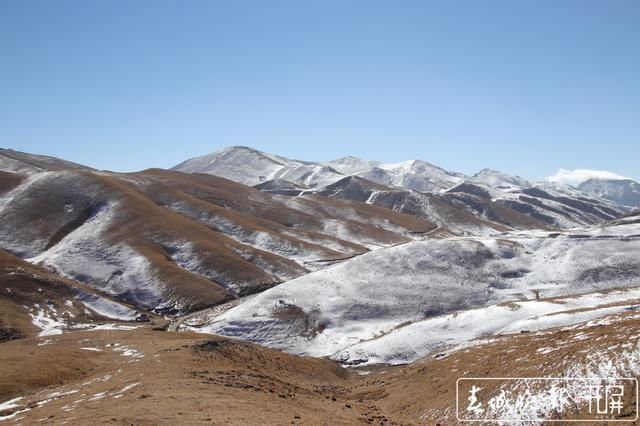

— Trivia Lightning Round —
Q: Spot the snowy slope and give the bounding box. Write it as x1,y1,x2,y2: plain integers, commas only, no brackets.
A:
0,171,287,311
200,221,640,362
318,176,625,235
334,287,640,365
326,156,465,193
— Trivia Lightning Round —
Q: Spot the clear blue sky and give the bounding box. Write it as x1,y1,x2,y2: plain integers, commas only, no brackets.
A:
1,0,638,181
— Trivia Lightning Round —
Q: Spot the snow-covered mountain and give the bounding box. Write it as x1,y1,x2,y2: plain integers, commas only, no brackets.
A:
172,146,344,188
173,146,464,193
578,178,640,208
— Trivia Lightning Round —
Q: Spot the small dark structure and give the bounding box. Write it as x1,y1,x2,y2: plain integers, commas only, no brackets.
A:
134,313,150,322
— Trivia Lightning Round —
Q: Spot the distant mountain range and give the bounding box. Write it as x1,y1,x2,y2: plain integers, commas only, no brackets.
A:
172,146,465,192
1,145,639,320
173,146,637,230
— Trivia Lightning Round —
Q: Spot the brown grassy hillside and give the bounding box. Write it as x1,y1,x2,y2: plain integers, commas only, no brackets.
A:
0,169,435,314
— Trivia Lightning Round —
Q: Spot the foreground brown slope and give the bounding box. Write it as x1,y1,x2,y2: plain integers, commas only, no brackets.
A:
2,307,639,424
0,329,368,425
0,167,434,314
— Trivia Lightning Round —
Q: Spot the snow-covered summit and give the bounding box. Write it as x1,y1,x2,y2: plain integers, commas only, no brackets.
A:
172,146,289,186
372,159,465,192
324,156,382,176
471,168,530,190
172,146,344,188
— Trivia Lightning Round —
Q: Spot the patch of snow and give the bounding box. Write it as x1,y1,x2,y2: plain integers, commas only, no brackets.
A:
0,397,23,411
88,392,107,401
0,407,30,422
30,309,65,336
114,383,139,394
112,344,144,359
74,323,138,331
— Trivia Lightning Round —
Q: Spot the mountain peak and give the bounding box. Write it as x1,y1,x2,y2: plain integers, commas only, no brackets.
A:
325,156,380,175
471,168,530,189
474,168,499,176
334,155,364,161
218,145,256,153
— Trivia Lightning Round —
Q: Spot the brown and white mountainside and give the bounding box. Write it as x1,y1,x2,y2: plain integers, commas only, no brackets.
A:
0,155,434,315
0,148,92,174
